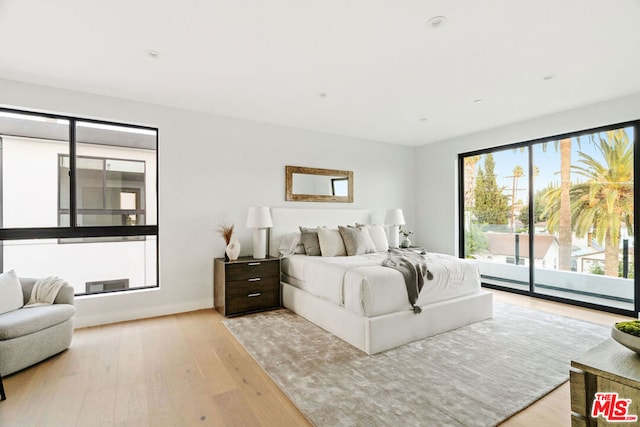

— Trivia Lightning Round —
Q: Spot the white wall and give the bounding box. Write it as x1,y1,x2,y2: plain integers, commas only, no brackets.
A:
0,77,415,327
415,92,640,256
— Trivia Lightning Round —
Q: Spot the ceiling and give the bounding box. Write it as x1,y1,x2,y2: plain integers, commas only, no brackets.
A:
0,1,639,147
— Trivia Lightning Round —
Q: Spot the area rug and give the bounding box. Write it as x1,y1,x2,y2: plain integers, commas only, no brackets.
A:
223,301,610,426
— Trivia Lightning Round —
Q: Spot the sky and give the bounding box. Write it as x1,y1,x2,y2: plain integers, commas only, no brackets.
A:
485,126,635,205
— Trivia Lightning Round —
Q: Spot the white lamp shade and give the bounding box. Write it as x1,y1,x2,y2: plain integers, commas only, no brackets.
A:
246,206,273,229
384,209,405,226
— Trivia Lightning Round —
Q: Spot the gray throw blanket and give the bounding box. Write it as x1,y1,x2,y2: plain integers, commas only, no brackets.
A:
382,248,433,314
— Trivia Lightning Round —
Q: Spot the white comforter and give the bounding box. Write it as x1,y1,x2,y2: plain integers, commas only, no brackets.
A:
281,252,480,317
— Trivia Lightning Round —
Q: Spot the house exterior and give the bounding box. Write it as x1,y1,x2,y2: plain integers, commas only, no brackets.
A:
481,232,559,269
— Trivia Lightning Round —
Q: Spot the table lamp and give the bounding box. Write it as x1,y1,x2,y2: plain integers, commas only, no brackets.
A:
246,206,273,259
384,208,405,248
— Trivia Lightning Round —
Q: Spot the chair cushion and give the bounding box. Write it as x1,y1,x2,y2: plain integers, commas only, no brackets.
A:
0,270,24,315
0,305,75,340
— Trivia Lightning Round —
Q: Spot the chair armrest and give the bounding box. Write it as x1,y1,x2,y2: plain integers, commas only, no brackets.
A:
54,284,75,305
20,278,75,306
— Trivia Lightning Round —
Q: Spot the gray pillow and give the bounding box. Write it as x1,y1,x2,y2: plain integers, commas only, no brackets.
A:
299,226,321,256
338,225,376,256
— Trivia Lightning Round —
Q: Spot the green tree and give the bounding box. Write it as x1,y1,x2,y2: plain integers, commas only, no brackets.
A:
543,130,633,277
570,130,633,277
473,154,509,226
518,189,547,232
465,223,488,257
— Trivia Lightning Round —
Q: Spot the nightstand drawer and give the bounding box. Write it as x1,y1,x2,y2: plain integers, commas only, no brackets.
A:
226,260,279,281
226,291,279,315
225,276,280,297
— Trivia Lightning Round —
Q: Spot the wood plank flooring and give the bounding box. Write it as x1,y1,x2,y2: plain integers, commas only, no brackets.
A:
0,289,634,426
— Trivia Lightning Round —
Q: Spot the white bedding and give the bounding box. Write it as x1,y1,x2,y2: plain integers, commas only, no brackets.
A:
281,252,481,317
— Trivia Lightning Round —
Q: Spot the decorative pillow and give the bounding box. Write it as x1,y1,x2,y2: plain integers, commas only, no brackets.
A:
299,227,321,256
278,232,305,256
339,225,377,256
317,226,347,257
0,270,24,315
358,223,389,252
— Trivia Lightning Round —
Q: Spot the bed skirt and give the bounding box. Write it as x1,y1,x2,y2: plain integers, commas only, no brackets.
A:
282,281,493,355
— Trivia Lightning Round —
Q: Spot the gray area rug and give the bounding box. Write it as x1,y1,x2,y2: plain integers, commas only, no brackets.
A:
223,301,610,426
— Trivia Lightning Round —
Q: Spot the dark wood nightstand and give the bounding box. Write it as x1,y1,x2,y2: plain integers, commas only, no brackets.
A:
214,256,281,316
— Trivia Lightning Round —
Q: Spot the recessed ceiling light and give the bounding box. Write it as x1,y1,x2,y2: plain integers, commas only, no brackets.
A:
146,50,159,58
427,16,447,28
419,118,428,122
473,99,483,104
543,74,557,81
316,92,328,98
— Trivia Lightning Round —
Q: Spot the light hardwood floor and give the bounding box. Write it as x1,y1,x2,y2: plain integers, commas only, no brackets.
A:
0,289,634,426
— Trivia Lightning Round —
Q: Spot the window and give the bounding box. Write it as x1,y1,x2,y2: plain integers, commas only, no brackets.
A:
59,155,146,225
0,108,158,296
331,177,348,197
459,121,638,316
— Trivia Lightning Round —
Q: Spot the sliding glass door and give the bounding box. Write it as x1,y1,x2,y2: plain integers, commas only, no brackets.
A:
461,147,530,292
460,122,637,315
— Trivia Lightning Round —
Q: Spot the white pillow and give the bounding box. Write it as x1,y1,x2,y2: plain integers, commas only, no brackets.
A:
317,226,346,257
359,223,389,252
278,232,305,256
0,270,24,315
339,225,377,256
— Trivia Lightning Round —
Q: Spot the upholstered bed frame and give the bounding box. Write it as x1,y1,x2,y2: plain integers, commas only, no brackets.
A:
269,208,493,355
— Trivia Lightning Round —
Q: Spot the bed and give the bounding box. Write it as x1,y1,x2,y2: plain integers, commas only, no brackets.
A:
269,208,493,355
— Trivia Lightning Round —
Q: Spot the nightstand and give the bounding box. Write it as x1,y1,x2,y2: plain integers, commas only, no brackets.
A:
214,256,281,316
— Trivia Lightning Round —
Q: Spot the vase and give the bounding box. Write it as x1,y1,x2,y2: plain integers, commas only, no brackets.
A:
400,237,411,248
226,237,241,261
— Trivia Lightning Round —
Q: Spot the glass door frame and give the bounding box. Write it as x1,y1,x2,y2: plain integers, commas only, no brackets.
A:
458,119,640,317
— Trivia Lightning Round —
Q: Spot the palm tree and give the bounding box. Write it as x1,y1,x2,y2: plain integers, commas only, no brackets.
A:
570,130,633,276
538,139,573,270
510,165,524,232
558,138,572,271
542,130,633,276
463,156,481,214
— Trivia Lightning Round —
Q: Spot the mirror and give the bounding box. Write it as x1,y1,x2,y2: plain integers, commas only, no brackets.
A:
285,165,353,202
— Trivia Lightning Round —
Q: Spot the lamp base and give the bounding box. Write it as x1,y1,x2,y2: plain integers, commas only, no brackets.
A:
388,225,400,248
252,228,268,259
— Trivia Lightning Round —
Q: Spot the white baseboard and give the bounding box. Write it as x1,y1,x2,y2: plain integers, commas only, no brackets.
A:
73,298,213,328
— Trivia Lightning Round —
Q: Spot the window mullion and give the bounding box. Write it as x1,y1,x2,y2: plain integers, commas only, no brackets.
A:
69,119,77,228
528,145,535,294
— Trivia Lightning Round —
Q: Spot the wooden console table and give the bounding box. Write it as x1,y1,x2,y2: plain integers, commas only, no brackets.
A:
570,338,640,426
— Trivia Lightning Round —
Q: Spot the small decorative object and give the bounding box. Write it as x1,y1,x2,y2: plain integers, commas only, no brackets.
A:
226,236,241,261
399,227,413,248
217,223,235,261
612,321,640,354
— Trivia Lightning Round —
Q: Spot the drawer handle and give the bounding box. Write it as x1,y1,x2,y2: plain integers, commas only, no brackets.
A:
248,278,261,282
248,292,261,297
248,262,261,266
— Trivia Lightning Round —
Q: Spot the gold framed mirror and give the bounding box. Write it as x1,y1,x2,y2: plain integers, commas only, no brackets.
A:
285,165,353,203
